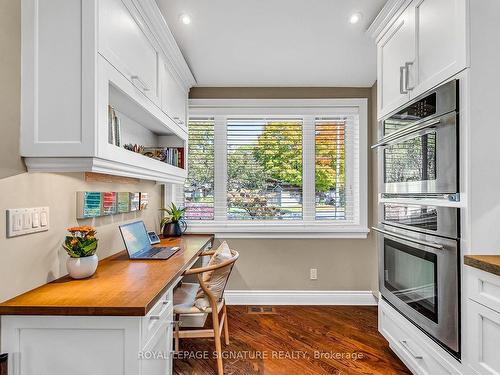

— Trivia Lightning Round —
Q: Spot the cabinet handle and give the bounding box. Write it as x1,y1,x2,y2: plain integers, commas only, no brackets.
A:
400,340,423,359
131,75,150,92
400,66,408,94
150,301,171,320
405,62,414,91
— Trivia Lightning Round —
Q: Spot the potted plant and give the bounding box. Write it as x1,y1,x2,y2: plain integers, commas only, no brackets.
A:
160,203,187,237
63,226,99,279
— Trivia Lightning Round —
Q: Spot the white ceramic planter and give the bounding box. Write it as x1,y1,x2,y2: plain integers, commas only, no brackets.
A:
66,254,98,279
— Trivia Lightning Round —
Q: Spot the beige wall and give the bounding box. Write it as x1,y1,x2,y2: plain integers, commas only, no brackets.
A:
190,86,379,291
0,0,162,302
0,0,24,179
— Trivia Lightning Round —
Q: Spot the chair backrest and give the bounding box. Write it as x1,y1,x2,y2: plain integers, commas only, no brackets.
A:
189,249,239,311
200,249,239,300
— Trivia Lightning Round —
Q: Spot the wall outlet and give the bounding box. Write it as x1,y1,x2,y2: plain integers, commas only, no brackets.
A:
310,268,318,280
6,207,49,238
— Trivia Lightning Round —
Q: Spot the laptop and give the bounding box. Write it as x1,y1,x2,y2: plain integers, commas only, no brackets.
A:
119,221,180,260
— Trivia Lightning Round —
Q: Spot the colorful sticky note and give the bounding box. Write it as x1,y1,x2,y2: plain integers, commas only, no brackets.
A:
140,193,149,210
130,192,140,212
83,192,102,218
117,192,130,213
102,192,117,215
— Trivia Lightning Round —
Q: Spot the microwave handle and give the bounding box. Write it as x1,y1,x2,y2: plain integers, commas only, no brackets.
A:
371,118,441,149
371,227,444,250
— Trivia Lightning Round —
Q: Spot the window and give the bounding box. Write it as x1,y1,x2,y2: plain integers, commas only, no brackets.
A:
227,118,303,220
315,117,346,220
184,118,215,220
183,99,368,238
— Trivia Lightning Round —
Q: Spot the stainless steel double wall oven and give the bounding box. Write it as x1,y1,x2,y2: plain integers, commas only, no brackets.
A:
373,80,461,357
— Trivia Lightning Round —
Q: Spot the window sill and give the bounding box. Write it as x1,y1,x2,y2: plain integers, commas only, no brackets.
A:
185,222,370,239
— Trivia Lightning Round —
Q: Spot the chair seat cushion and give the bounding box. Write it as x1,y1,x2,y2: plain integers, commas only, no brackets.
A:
173,282,223,314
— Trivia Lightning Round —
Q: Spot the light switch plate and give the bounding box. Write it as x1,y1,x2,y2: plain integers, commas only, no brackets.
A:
6,207,49,238
310,268,318,280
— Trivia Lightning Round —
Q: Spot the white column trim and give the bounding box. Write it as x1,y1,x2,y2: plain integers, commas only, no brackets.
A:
214,115,227,221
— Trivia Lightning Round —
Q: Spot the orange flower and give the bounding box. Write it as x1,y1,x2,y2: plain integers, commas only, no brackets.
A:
67,225,96,233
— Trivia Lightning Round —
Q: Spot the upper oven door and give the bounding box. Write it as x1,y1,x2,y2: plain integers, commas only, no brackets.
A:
377,111,458,195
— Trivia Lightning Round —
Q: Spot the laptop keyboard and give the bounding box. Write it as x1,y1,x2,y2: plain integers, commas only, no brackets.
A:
146,246,179,258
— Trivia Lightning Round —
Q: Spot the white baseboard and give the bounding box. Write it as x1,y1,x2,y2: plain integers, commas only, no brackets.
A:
224,290,378,306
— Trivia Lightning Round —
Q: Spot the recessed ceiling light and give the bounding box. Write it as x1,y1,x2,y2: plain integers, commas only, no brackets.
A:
179,14,191,25
349,12,363,24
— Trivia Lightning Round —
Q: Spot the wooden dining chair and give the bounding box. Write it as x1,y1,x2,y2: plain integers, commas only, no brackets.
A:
173,242,239,375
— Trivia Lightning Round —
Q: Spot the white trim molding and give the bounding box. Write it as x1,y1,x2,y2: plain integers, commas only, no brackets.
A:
133,0,196,90
224,290,378,306
366,0,410,40
24,157,186,184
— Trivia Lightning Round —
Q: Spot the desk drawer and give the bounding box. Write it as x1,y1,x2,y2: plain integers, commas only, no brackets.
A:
142,290,173,347
465,266,500,314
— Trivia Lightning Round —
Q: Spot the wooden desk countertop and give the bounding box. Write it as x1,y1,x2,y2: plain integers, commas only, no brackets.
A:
0,234,214,317
464,255,500,277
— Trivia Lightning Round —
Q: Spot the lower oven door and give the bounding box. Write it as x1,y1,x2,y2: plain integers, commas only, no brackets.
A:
374,226,459,354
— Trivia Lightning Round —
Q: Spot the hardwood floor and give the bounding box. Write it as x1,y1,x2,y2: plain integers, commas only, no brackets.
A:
173,306,411,375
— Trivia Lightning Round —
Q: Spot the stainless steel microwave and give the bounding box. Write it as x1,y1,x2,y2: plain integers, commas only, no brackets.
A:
373,80,459,200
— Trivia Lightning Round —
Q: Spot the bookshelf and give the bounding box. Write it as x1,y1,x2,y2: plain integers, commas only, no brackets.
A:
108,86,186,170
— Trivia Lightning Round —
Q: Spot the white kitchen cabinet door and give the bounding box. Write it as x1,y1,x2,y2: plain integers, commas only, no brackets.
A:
377,4,415,118
160,58,188,129
467,300,500,375
141,323,172,375
410,0,468,98
99,0,161,106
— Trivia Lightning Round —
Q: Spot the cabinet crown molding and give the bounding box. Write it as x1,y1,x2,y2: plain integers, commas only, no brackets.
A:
134,0,196,91
367,0,411,40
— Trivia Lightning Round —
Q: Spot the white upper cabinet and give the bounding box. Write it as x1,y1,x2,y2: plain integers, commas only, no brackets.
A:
99,0,161,106
377,4,414,117
20,0,195,183
411,0,468,98
160,58,188,129
371,0,468,119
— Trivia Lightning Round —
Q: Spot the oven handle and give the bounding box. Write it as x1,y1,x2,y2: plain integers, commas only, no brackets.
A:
371,117,441,149
371,227,444,250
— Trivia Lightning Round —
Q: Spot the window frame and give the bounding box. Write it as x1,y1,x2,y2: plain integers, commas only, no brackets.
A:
184,98,369,238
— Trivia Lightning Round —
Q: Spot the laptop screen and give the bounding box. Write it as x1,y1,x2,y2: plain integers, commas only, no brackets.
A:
119,221,151,257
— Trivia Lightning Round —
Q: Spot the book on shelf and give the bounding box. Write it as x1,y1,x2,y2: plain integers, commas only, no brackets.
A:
107,105,121,147
114,111,121,147
142,147,185,169
108,105,115,145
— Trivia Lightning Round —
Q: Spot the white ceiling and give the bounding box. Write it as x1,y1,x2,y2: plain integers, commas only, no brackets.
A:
156,0,387,87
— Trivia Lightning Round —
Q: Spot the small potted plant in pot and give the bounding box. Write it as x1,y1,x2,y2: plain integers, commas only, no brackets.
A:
160,203,187,237
63,226,99,279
